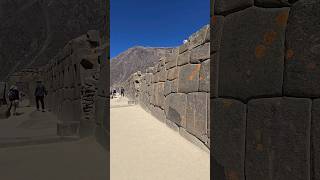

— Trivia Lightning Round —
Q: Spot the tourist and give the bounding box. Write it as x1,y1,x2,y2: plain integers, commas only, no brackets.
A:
8,85,20,116
121,87,125,97
34,81,47,112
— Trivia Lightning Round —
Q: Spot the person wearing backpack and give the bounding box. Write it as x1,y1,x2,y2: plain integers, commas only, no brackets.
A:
34,81,47,112
8,85,20,116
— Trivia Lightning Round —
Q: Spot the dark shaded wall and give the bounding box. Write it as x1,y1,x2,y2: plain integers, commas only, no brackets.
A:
0,0,106,80
211,0,320,180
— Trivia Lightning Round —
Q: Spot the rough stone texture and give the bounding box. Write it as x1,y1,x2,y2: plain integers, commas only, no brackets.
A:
177,64,200,93
167,67,178,81
284,0,320,97
219,7,289,101
121,25,211,150
190,42,210,63
165,93,187,128
214,0,253,15
246,98,311,180
211,15,224,54
212,98,246,180
312,99,320,180
186,92,209,143
0,0,107,80
177,51,190,66
199,59,210,92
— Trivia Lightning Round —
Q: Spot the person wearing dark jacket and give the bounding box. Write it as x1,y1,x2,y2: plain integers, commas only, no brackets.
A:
8,85,19,116
34,81,47,112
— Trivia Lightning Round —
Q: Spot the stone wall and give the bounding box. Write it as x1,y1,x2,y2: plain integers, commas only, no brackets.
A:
39,30,105,138
211,0,320,180
122,25,210,150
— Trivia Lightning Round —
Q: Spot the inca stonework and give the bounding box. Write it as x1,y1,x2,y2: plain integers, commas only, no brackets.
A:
211,0,320,180
121,25,210,150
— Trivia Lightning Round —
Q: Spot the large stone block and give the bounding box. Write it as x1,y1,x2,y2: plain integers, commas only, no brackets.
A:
284,0,320,97
218,7,289,101
188,25,210,49
211,16,224,53
214,0,253,15
190,42,210,63
177,64,200,93
165,52,178,70
312,99,320,180
246,97,311,180
159,67,167,82
165,93,187,128
151,106,166,122
171,79,178,93
167,67,178,81
164,81,171,96
186,92,209,143
177,50,190,66
199,59,210,92
212,98,246,180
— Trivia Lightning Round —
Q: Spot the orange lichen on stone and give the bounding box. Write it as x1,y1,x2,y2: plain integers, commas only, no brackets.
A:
263,31,277,45
225,169,240,180
256,144,264,151
276,11,289,26
286,49,294,59
223,100,233,108
188,64,201,81
212,16,218,25
255,44,266,59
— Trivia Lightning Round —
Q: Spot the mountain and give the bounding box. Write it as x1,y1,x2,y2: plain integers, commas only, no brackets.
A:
110,46,174,87
0,0,106,80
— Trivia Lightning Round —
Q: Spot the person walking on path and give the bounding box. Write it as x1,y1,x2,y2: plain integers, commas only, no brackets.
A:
120,87,125,97
34,81,47,112
8,85,20,116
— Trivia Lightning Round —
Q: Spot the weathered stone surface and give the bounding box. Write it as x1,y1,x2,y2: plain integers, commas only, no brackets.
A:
177,51,190,66
219,7,289,101
199,59,210,92
151,106,166,122
179,42,190,54
246,97,311,180
190,42,210,63
284,0,320,97
212,98,246,180
186,92,208,143
211,53,219,98
157,82,165,109
164,81,171,96
188,25,210,49
171,79,178,93
177,64,200,93
167,67,178,81
211,16,224,53
166,52,178,70
159,67,167,82
214,0,253,14
165,93,187,128
87,30,100,43
166,119,179,132
312,99,320,180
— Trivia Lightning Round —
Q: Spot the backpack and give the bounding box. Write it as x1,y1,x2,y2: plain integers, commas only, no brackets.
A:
8,89,16,101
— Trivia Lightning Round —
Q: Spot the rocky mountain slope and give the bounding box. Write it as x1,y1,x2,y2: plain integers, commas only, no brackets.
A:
0,0,106,80
110,46,174,87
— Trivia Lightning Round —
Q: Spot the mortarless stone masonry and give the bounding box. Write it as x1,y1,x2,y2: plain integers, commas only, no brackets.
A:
121,25,210,149
212,0,320,179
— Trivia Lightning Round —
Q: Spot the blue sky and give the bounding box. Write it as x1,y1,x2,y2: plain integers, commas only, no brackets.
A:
110,0,210,58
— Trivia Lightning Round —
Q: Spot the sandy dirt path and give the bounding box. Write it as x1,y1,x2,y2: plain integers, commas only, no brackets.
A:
111,96,210,180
